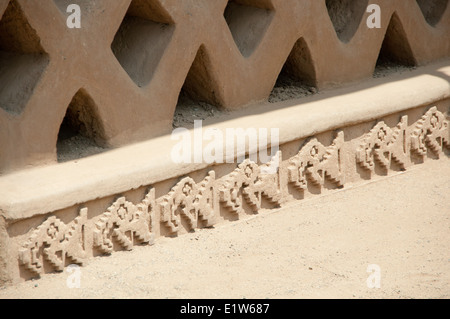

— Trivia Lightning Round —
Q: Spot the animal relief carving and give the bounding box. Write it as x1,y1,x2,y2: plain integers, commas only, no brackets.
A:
411,107,449,158
219,152,282,214
160,172,216,235
19,208,88,275
356,117,409,173
288,131,345,190
93,191,154,254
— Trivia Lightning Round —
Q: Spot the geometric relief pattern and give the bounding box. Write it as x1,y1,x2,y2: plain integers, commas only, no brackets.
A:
357,107,450,173
288,131,345,190
356,116,409,173
411,106,450,158
18,107,450,276
159,171,215,235
219,152,283,215
93,190,155,254
19,209,88,275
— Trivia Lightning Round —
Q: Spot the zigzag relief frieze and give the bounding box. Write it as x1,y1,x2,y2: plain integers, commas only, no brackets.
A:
219,152,283,214
411,106,450,158
356,116,409,173
0,0,449,172
18,107,449,276
288,131,345,190
93,192,155,254
357,108,449,173
19,208,88,275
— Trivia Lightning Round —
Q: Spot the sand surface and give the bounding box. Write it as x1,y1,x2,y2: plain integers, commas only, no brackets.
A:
1,157,449,299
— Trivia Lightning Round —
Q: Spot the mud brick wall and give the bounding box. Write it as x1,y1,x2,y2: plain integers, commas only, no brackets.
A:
6,102,450,284
0,0,449,173
1,0,450,285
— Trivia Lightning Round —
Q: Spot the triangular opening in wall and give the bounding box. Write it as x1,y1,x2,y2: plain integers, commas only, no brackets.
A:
374,12,417,78
111,0,175,88
415,0,449,27
57,89,107,162
0,0,49,115
224,0,274,58
325,0,369,43
269,38,318,103
173,45,224,129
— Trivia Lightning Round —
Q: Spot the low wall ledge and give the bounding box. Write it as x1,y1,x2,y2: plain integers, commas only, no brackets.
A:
1,61,449,221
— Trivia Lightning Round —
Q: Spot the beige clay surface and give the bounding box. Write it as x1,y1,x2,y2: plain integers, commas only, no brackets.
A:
1,61,449,222
1,157,448,299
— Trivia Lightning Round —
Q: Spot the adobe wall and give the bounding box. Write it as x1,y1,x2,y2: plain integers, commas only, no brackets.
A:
0,0,449,285
0,99,448,285
0,0,449,173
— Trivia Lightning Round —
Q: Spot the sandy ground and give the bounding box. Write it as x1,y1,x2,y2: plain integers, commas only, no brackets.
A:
1,157,449,299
